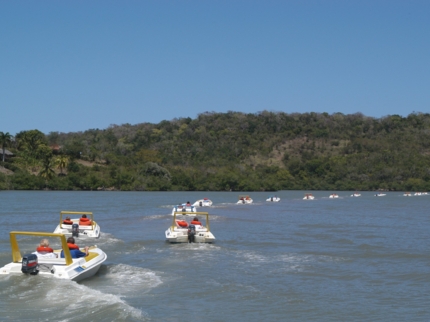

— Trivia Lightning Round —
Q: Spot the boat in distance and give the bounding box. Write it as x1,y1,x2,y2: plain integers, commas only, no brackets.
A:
266,196,280,202
171,204,197,216
0,231,107,282
192,198,213,207
303,194,315,200
329,194,339,198
237,195,253,204
165,211,215,243
53,211,100,238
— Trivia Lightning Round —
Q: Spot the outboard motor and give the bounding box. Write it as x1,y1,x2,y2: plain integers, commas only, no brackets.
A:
187,224,196,243
21,254,39,275
72,223,79,237
199,201,203,207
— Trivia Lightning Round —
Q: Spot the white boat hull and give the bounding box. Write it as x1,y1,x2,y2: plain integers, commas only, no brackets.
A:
0,247,107,281
53,221,101,238
266,197,280,202
192,199,213,207
171,205,196,216
237,199,253,204
165,227,215,243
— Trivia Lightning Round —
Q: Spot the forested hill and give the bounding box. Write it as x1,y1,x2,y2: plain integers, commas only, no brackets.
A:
1,111,430,191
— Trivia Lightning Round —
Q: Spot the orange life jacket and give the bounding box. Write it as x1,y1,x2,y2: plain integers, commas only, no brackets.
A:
67,243,80,250
36,246,54,253
79,217,91,226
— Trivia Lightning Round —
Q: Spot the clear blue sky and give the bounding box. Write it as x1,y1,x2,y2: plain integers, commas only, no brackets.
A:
1,1,429,135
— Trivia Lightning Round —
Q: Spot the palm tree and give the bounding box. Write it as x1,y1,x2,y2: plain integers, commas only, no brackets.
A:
55,154,69,175
39,157,56,181
0,131,13,163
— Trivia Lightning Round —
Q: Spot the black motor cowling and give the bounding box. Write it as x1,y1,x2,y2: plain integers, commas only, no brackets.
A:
188,224,196,243
72,223,79,237
21,254,39,274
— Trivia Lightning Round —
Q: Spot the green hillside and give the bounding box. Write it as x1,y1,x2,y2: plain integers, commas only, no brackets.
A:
1,111,430,191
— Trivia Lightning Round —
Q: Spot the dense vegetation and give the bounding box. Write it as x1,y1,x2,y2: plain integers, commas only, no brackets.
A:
1,111,430,191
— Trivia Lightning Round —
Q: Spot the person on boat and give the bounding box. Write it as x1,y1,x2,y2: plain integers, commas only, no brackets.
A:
79,214,92,226
60,237,89,258
34,239,58,258
63,216,73,225
191,216,203,227
186,201,191,206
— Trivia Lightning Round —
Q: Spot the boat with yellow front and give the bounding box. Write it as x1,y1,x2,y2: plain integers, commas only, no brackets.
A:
165,211,215,243
0,231,106,282
53,211,100,238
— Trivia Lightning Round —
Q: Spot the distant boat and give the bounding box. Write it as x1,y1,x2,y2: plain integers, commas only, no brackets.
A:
266,196,280,202
53,211,100,238
192,198,213,207
329,194,339,199
171,203,196,216
375,193,386,197
351,192,361,197
237,195,253,204
403,192,411,197
165,210,215,243
303,194,315,200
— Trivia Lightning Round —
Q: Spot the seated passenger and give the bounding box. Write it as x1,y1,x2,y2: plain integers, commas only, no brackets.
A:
191,217,202,227
60,237,89,258
79,214,92,226
34,238,58,258
63,216,73,225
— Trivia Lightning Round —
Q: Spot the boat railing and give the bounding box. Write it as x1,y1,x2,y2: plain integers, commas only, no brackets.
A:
171,211,211,232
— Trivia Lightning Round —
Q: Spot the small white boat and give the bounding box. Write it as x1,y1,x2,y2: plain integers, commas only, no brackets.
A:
351,192,361,197
329,194,339,199
414,192,422,196
53,211,100,238
165,211,215,243
303,194,315,200
266,196,280,202
192,198,213,207
403,192,412,197
237,195,253,204
375,193,386,197
171,204,197,216
0,231,107,282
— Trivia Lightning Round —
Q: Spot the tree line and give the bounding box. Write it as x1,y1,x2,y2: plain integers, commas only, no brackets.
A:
1,111,430,191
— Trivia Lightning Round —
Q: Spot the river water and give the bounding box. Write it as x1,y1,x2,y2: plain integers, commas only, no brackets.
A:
0,191,429,321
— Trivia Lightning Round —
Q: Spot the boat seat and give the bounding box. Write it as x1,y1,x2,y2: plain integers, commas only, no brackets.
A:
35,257,67,264
79,225,94,229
